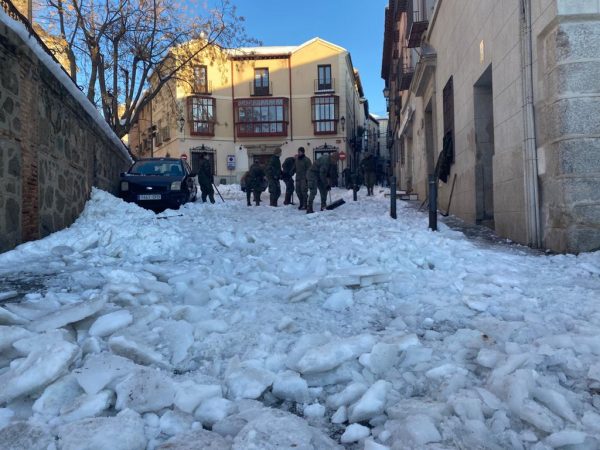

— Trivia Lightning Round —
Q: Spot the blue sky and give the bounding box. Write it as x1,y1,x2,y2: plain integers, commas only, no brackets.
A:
234,0,389,117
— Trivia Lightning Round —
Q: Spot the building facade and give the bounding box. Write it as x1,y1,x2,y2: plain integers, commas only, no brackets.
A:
382,0,600,253
128,38,366,183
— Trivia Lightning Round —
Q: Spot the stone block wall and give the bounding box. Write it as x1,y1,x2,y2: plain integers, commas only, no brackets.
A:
0,20,130,253
537,2,600,252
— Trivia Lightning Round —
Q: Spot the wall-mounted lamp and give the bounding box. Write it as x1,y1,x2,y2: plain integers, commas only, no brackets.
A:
340,116,345,132
177,116,185,132
306,142,310,146
383,87,390,98
239,145,243,151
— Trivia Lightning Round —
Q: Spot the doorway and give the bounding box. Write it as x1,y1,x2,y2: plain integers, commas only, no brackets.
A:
474,65,495,229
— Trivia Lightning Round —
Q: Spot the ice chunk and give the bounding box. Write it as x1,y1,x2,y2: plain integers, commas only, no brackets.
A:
294,334,376,374
157,320,194,365
74,353,136,395
367,343,400,375
194,397,236,427
287,278,319,302
56,413,146,450
232,408,342,450
395,414,442,446
159,409,193,436
0,421,53,450
271,370,309,402
348,380,390,423
544,429,587,447
532,387,577,423
108,335,171,369
58,389,114,424
0,408,14,429
588,362,600,382
364,439,390,450
476,348,502,368
0,307,28,325
195,319,229,334
29,294,107,332
88,310,133,337
327,382,368,409
331,405,347,424
323,289,354,311
517,399,564,433
173,380,222,414
226,366,275,400
399,346,432,368
0,326,31,351
0,338,79,404
156,429,231,449
32,374,82,417
396,333,420,350
341,423,370,443
114,368,176,413
304,403,325,418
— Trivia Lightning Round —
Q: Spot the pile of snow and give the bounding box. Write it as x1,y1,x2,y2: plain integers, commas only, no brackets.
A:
0,186,599,448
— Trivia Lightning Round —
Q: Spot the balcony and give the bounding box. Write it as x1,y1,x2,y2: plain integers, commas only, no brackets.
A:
314,78,336,93
250,82,273,96
399,64,414,91
406,1,429,48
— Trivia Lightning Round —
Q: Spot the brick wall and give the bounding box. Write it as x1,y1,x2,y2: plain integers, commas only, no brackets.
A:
0,21,130,253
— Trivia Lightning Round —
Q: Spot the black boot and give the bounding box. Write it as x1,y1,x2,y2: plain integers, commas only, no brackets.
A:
306,205,314,214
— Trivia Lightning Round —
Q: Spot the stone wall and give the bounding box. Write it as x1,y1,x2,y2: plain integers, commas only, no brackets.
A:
536,1,600,253
0,20,130,253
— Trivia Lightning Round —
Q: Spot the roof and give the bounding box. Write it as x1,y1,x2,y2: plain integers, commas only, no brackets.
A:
227,37,348,59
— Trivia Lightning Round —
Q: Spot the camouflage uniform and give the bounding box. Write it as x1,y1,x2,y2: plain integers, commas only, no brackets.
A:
295,153,312,210
197,156,215,203
265,153,282,206
307,153,338,213
246,162,266,206
281,156,296,205
360,154,377,196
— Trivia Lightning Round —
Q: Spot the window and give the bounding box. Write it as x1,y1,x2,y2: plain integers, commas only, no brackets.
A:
234,98,288,137
188,96,216,136
311,96,339,134
317,65,332,91
253,68,270,96
193,65,208,94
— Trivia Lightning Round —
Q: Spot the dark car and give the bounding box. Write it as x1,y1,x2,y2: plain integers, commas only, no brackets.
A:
119,158,198,211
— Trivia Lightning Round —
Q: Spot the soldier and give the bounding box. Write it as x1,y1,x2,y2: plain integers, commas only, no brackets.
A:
360,153,377,196
294,147,311,210
245,158,266,206
197,153,215,203
307,151,339,213
265,148,282,207
281,155,296,205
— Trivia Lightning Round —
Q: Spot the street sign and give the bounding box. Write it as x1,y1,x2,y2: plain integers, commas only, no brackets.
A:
339,151,347,161
181,154,188,160
227,154,236,170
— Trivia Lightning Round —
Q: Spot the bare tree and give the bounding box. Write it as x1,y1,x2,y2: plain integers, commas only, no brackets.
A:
36,0,255,138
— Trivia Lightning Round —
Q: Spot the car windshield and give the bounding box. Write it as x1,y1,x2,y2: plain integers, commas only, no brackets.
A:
130,161,183,176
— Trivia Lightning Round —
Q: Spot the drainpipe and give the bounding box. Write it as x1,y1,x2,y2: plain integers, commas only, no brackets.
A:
520,0,542,248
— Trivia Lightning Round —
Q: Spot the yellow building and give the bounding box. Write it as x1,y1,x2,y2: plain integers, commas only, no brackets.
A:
129,38,366,183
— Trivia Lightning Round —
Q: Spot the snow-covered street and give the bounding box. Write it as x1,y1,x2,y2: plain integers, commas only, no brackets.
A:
1,186,600,449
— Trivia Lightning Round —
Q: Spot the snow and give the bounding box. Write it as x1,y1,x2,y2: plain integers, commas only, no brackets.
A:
0,186,600,448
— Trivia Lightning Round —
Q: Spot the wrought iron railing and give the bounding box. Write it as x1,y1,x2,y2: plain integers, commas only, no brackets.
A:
0,0,76,84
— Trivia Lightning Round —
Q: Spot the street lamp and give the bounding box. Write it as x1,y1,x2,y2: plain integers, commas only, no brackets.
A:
177,116,185,133
340,116,345,132
383,87,390,98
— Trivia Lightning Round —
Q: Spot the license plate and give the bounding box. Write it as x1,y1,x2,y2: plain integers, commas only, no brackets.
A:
138,194,161,200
